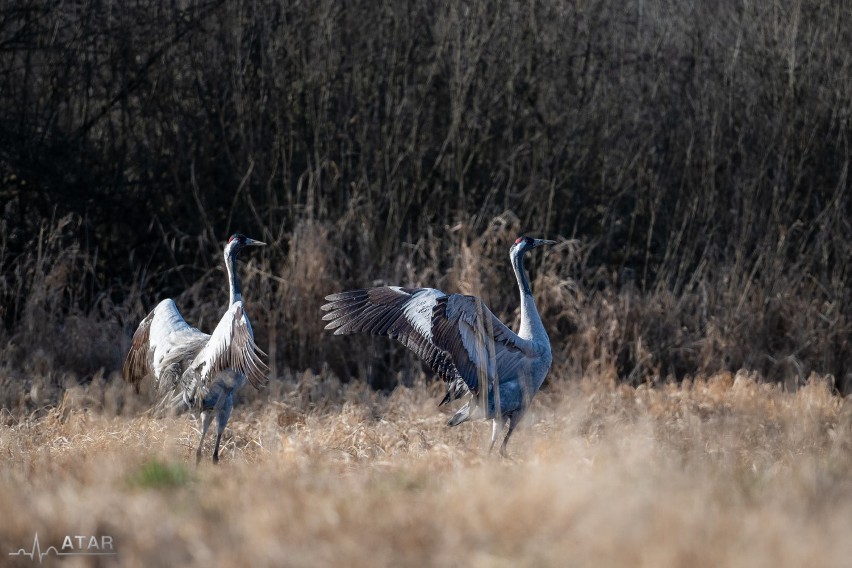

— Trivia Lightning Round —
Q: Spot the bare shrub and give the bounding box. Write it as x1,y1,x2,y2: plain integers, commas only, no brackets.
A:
0,0,849,410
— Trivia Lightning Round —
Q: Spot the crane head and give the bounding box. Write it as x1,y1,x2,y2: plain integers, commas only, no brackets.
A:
226,233,267,257
512,236,556,254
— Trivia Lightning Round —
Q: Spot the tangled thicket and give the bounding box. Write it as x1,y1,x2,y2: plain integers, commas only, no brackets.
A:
1,1,849,408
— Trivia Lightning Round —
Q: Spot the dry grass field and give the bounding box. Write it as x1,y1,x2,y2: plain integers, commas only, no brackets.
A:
1,371,849,567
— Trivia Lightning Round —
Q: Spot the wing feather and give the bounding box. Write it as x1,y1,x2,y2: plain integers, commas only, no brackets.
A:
433,295,525,394
321,287,524,403
186,302,269,402
322,287,458,382
122,307,156,390
122,299,209,392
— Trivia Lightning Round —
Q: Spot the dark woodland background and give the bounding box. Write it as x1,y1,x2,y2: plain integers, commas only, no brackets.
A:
1,0,850,411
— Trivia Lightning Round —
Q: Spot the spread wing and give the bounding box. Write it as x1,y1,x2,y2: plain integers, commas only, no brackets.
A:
122,299,208,391
123,307,156,390
183,301,269,403
432,294,525,399
321,287,524,402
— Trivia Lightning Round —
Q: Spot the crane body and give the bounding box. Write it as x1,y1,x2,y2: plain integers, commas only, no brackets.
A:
124,234,268,463
322,236,555,455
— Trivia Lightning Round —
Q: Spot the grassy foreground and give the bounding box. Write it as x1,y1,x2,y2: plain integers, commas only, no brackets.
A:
0,373,850,567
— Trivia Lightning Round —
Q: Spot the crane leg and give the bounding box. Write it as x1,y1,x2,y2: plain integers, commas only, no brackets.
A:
212,396,234,464
499,413,519,458
488,417,507,455
195,411,215,465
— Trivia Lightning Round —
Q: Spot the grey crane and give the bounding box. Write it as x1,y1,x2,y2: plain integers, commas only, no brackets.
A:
123,234,268,464
321,236,555,456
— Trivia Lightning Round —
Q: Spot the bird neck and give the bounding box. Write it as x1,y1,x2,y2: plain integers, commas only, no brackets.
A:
512,249,546,341
226,251,242,305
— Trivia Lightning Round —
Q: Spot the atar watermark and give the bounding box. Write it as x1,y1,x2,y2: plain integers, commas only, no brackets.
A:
9,533,117,563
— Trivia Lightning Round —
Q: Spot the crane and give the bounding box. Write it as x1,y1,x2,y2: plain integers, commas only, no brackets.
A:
123,233,269,464
321,236,555,456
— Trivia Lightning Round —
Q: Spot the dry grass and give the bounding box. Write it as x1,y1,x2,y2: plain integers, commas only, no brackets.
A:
1,371,849,567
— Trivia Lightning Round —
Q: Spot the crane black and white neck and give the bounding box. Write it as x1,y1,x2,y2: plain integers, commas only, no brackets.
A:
321,236,556,456
123,233,269,464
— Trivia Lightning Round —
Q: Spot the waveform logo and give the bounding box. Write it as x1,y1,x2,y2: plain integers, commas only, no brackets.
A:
9,533,117,563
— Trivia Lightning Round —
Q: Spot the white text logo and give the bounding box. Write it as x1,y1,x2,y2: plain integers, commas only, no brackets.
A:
9,533,117,563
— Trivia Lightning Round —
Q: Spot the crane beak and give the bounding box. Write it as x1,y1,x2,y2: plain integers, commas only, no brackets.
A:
531,239,556,248
245,238,267,247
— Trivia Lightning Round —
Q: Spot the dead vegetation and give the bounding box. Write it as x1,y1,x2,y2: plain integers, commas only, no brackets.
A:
0,373,849,567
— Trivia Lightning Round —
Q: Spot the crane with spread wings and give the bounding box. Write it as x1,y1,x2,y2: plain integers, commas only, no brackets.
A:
123,234,268,464
321,236,555,456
